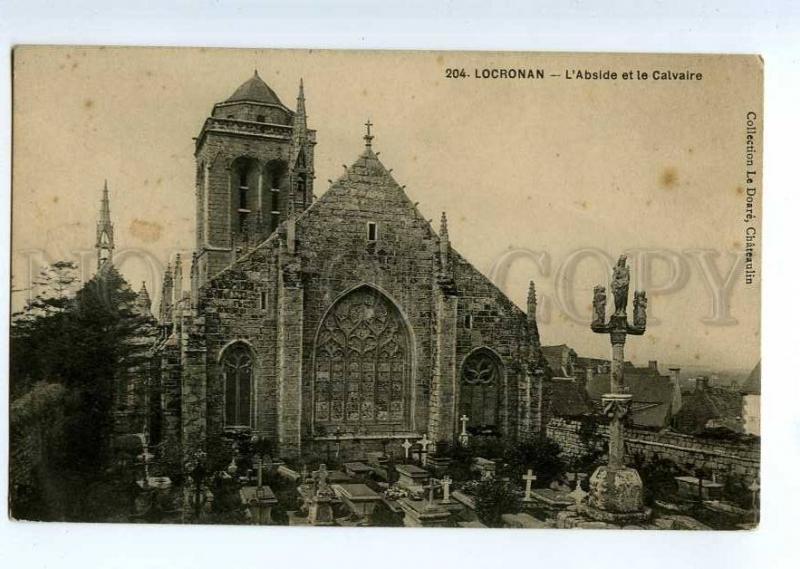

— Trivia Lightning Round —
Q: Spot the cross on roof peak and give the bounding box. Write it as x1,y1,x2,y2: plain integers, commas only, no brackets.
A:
364,119,375,148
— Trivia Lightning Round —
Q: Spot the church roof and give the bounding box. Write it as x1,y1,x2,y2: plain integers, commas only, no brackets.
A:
226,71,284,106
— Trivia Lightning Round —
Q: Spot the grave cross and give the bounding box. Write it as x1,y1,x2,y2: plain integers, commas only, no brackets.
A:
426,477,440,506
522,469,537,502
459,415,470,447
418,434,432,466
401,438,413,461
413,445,428,466
441,476,453,504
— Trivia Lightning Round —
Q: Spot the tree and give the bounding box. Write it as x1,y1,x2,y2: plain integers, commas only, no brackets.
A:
9,262,157,521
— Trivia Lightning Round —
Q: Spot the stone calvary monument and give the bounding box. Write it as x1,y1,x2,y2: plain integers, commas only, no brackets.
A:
583,255,651,523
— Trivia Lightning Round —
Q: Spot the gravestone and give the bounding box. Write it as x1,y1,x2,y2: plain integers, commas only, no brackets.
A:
472,457,496,480
240,485,278,525
333,483,382,525
395,464,430,492
343,462,374,479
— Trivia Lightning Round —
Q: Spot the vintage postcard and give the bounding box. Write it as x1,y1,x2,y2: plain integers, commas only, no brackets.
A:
9,47,762,529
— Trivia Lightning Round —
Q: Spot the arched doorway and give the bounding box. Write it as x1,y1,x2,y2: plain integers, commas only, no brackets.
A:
313,286,411,434
459,348,503,435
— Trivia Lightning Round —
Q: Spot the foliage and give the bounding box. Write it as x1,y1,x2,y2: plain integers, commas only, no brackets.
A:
572,415,606,473
632,453,681,506
473,478,522,528
723,472,755,510
9,263,157,521
502,438,566,487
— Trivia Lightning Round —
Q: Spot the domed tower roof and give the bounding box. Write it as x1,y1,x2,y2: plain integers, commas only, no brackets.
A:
226,70,283,106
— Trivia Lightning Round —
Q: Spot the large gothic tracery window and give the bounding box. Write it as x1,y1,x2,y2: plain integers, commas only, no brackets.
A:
314,287,410,432
222,343,253,428
460,349,502,432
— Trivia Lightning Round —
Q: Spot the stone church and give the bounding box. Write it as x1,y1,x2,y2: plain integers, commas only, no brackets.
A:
150,71,547,462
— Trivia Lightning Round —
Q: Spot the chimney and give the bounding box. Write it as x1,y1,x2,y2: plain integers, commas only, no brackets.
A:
648,360,658,371
582,365,593,390
668,367,682,414
695,376,709,391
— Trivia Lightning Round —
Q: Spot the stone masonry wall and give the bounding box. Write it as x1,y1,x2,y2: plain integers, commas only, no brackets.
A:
546,417,760,481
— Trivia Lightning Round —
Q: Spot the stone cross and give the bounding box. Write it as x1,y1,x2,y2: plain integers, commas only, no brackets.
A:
591,255,647,471
459,415,470,446
413,446,428,466
364,119,374,147
314,464,329,491
418,434,432,466
441,476,453,504
401,438,413,460
569,483,588,505
522,469,537,502
426,477,440,506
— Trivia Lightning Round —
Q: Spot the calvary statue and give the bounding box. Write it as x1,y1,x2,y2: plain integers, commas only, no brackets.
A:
611,255,630,316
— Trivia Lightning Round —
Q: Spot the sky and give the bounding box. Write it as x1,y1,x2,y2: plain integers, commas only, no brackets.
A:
11,46,762,372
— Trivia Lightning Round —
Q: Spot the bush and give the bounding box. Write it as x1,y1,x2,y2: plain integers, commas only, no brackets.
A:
632,454,681,506
502,438,565,487
473,478,522,528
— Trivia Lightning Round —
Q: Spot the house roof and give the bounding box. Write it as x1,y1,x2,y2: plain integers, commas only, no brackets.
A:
587,371,674,428
226,71,284,106
673,387,743,435
741,361,761,395
548,379,593,418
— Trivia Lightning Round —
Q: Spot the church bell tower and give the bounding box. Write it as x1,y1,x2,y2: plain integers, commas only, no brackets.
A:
193,71,316,285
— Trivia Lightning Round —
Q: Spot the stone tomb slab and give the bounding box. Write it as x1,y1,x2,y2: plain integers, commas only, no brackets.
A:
395,464,430,491
675,476,723,501
528,488,575,513
343,462,374,479
333,483,382,522
398,498,451,528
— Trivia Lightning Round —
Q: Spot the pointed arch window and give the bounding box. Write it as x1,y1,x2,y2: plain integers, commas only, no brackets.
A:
314,286,411,432
222,343,253,428
460,349,502,433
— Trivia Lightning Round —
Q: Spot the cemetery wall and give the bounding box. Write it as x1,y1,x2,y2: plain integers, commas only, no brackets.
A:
546,417,760,481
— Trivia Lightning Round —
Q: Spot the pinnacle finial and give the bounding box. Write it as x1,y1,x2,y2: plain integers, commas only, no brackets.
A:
254,68,259,77
364,119,374,148
440,211,449,237
527,280,538,313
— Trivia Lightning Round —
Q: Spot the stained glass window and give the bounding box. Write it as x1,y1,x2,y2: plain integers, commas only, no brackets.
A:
314,287,409,431
460,349,501,431
223,343,253,428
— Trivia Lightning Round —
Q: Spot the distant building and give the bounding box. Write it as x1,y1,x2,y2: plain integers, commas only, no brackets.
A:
586,360,677,429
672,376,744,435
741,361,761,436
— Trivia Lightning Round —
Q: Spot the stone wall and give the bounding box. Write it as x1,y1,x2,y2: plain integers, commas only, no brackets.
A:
546,417,760,481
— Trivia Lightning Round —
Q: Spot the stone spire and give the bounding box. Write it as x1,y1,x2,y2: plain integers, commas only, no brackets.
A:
159,262,173,323
96,179,115,270
172,254,183,307
527,280,541,348
136,281,152,317
288,78,313,215
437,212,456,294
439,211,450,269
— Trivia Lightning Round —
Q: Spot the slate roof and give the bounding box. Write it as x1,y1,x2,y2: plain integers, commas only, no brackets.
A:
548,379,593,418
226,71,284,106
741,361,761,395
587,371,674,428
673,386,744,435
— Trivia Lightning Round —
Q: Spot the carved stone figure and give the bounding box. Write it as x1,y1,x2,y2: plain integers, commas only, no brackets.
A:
611,255,630,316
592,285,607,325
633,290,648,328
